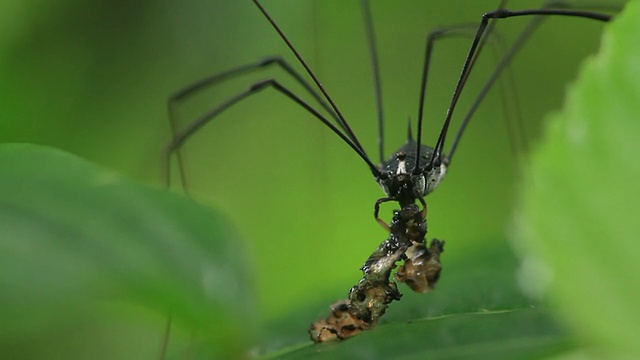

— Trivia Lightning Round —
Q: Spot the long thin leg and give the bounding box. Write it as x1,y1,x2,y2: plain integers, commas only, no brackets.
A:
360,0,385,164
447,3,616,163
169,56,346,137
253,0,369,158
471,17,528,160
429,7,612,170
413,0,507,172
416,1,509,171
164,79,382,189
158,314,171,360
412,20,505,173
166,57,348,190
494,42,527,158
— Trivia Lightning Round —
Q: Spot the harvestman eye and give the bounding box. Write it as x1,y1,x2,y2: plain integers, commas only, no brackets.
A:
162,0,615,351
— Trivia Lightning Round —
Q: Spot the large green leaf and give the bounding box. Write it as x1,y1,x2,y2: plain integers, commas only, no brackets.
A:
0,143,254,359
516,0,640,358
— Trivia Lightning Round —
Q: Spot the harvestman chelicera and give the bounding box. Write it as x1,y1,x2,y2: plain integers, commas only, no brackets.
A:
163,0,614,345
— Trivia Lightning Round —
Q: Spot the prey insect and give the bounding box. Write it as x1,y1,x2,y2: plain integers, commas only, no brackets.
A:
164,0,614,344
309,203,445,342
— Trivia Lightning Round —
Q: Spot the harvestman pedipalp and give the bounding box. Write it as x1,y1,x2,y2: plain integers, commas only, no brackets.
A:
162,0,614,347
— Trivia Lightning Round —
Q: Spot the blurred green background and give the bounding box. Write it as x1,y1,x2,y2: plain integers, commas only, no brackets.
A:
0,0,617,353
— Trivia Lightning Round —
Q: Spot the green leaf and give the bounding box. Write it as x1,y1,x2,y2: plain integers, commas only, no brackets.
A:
516,0,640,358
280,309,567,360
0,143,254,359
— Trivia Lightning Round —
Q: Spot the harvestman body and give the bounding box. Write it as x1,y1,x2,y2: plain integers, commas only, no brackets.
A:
164,0,614,345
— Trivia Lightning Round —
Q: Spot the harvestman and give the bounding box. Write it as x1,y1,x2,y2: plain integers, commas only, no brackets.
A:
163,0,614,345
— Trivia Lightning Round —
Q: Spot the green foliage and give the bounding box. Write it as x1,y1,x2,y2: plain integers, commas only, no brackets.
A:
0,144,254,359
516,0,640,358
0,0,635,359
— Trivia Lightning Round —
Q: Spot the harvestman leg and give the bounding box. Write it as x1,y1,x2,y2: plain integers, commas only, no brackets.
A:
165,78,379,190
448,2,617,162
165,56,368,190
412,13,506,171
168,56,344,138
431,5,613,169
